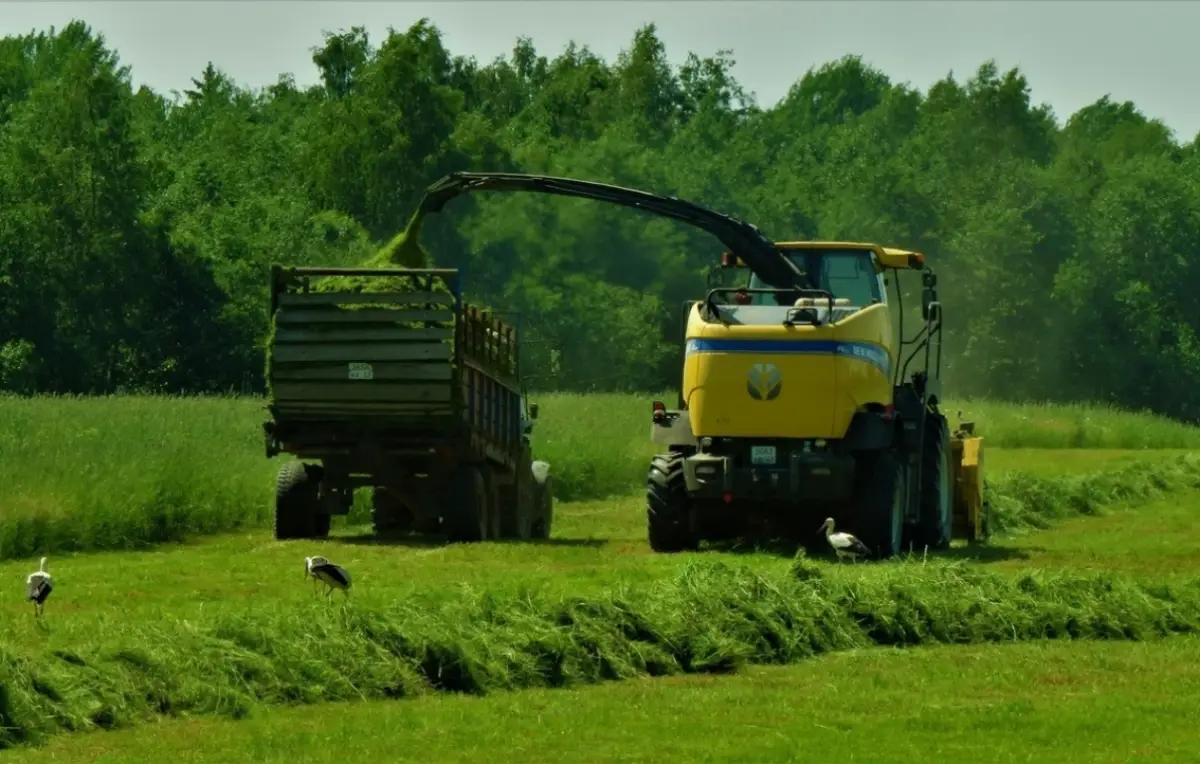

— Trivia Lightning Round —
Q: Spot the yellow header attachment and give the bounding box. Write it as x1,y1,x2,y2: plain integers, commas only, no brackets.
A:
720,241,926,271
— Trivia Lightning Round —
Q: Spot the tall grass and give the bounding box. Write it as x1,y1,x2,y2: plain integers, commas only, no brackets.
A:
2,558,1198,749
2,393,1199,559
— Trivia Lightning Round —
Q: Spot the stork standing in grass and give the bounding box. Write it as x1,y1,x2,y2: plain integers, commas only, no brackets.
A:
306,556,352,600
819,518,871,563
304,555,330,596
26,556,53,617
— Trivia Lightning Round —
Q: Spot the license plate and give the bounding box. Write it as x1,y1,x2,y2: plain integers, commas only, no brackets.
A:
751,446,776,465
348,362,374,381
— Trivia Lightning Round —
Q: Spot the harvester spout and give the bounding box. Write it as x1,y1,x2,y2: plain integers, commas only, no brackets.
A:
413,172,812,291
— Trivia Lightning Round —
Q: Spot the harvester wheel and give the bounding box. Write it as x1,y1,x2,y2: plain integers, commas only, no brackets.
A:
274,462,329,540
443,465,488,543
531,474,554,540
913,413,953,551
853,450,905,559
647,453,698,553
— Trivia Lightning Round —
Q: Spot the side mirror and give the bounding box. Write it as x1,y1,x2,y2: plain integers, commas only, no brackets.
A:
529,402,539,420
921,270,938,321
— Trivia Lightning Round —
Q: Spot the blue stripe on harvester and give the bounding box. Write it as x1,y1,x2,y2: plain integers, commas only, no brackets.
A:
685,338,891,378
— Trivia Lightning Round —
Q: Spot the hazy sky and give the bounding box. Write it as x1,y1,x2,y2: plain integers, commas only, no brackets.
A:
5,1,1199,141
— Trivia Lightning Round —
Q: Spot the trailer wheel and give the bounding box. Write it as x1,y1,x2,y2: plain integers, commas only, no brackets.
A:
275,462,328,540
443,465,487,543
647,453,698,553
481,465,502,540
853,449,905,559
531,474,553,540
913,413,953,551
371,487,414,535
500,449,535,540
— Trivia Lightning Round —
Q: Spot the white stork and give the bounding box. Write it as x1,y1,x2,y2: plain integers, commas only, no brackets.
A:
819,518,871,563
306,556,352,600
304,555,330,595
26,556,53,617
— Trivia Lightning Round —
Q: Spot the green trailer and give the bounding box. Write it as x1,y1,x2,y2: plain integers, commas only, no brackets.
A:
262,265,553,543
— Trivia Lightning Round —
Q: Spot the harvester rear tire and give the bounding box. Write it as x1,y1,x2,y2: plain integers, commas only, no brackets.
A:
274,462,329,540
913,413,953,551
647,453,698,553
852,450,905,559
444,465,488,543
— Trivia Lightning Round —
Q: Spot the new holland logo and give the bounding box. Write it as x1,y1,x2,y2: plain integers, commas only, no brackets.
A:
746,362,782,400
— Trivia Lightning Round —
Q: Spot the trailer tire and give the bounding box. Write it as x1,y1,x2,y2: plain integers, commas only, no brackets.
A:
481,465,502,540
371,487,414,535
647,453,698,553
913,413,953,552
500,449,535,540
531,474,553,540
275,462,328,540
853,449,905,559
443,465,488,543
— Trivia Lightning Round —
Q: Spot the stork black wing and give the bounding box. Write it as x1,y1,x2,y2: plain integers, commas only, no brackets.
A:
847,535,871,556
414,172,811,290
314,563,351,588
27,577,52,603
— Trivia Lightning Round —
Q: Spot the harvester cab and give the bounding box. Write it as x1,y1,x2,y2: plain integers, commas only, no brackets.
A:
648,242,985,557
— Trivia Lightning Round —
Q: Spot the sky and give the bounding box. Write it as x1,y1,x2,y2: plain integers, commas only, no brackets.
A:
4,1,1199,142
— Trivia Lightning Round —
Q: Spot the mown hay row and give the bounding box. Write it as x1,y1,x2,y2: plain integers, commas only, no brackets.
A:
986,453,1200,535
2,560,1199,749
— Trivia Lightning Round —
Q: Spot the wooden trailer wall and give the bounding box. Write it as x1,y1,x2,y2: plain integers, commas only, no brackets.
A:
266,267,524,466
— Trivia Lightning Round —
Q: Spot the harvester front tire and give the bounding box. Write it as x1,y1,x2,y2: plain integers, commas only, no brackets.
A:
444,465,488,543
647,454,698,553
274,462,329,540
914,413,953,551
853,450,905,559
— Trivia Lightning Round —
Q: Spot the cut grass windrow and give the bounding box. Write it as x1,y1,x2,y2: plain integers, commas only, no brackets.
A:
2,560,1199,750
986,452,1200,535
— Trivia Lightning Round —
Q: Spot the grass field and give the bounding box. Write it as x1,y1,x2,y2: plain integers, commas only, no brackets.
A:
4,393,1200,760
2,392,1199,560
10,638,1200,764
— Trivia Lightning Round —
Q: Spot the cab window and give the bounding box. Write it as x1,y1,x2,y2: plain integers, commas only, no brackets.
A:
747,249,883,306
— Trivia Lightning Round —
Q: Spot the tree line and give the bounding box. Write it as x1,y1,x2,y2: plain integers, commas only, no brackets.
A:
1,20,1198,420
